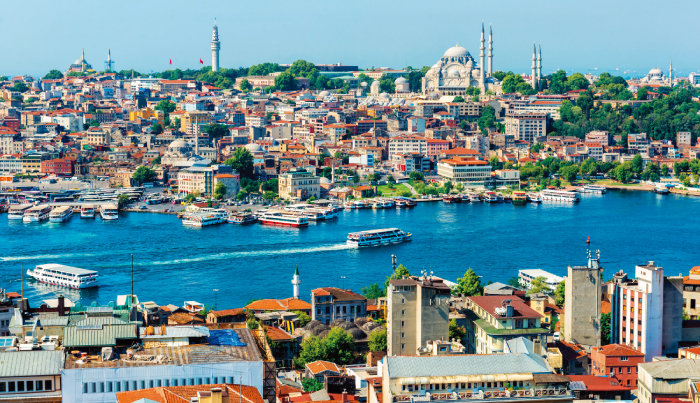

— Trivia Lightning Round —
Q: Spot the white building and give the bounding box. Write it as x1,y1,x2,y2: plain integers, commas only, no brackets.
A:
505,113,546,144
518,269,563,291
388,135,428,156
437,157,491,185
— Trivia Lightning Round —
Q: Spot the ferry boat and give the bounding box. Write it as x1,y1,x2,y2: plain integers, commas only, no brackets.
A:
182,208,228,227
344,200,367,210
541,189,580,203
26,263,98,289
372,199,395,209
285,206,324,221
468,193,481,203
259,211,309,227
346,228,412,248
80,205,96,218
483,192,500,203
393,197,417,208
512,191,527,206
580,185,607,194
227,212,257,224
527,193,542,203
99,204,119,220
49,206,73,223
442,195,462,203
7,204,32,220
654,184,670,194
23,205,52,223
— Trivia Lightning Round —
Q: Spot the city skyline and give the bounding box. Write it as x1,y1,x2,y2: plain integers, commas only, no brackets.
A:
1,0,699,78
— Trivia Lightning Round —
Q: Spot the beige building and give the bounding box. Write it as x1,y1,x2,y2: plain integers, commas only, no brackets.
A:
437,157,491,185
278,169,320,200
684,267,700,319
83,128,112,147
181,111,213,135
637,359,700,403
563,252,602,348
387,276,451,356
505,113,546,144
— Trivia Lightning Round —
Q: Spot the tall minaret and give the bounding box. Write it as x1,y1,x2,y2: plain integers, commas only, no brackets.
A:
669,59,673,87
488,25,493,78
292,267,301,299
531,44,537,90
81,49,86,72
211,20,220,72
537,45,542,91
105,49,114,72
479,23,486,91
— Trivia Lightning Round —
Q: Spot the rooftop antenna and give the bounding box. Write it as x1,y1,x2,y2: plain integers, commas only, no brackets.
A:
130,254,134,306
20,263,23,299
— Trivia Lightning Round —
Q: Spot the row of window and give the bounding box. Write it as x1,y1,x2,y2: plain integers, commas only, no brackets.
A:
0,379,53,393
82,376,236,394
400,380,529,392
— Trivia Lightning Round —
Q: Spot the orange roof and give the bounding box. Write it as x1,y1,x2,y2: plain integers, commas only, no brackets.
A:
441,157,488,166
209,308,244,317
116,384,263,403
245,297,311,311
264,325,293,341
594,343,644,357
442,147,480,155
305,360,341,375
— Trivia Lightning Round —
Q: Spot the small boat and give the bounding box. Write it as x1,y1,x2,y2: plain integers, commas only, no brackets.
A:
468,193,481,203
23,205,52,223
580,185,607,194
372,199,395,209
259,211,309,227
541,189,580,203
182,208,228,227
26,263,98,289
100,204,119,220
512,191,527,206
7,204,32,220
49,206,73,223
483,192,499,203
347,228,412,248
228,212,257,224
654,185,669,194
393,197,417,208
527,193,542,203
442,195,462,203
80,205,96,218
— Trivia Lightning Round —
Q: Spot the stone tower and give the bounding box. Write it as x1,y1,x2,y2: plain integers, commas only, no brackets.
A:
531,44,538,90
211,21,220,72
292,267,301,299
488,25,493,78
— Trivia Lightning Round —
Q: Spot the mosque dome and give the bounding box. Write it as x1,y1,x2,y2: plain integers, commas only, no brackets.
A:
394,77,407,84
443,45,469,58
648,67,663,77
447,67,461,78
318,90,330,98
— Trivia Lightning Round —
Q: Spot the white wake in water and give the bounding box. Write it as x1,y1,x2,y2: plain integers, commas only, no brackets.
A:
147,243,354,266
0,251,110,262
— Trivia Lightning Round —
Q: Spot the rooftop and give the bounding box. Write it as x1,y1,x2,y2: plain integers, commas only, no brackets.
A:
386,354,551,379
0,350,65,377
639,358,700,379
468,296,543,320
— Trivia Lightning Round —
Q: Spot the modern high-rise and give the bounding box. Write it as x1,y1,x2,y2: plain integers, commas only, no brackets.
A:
211,22,220,72
563,251,603,348
387,275,451,356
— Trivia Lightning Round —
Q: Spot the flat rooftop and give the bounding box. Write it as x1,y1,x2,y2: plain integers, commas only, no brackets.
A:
35,263,97,276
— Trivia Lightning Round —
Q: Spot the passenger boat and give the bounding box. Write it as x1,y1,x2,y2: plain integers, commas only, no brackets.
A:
80,205,96,218
483,192,500,203
259,211,309,227
23,205,52,223
580,185,607,194
7,204,32,220
227,212,257,224
49,206,73,223
99,204,119,220
393,197,417,208
344,200,367,210
347,228,412,248
285,206,324,221
468,193,481,203
654,185,670,194
442,195,462,203
372,199,395,209
527,193,542,203
26,263,98,289
541,189,580,203
182,208,228,227
512,191,527,206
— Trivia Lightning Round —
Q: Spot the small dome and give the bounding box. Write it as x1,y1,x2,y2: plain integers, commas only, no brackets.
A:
648,67,663,76
443,45,469,58
168,139,187,149
394,77,407,84
447,67,461,78
318,90,330,98
244,143,263,153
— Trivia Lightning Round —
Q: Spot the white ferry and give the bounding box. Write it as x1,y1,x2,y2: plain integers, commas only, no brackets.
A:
284,206,323,221
7,204,32,220
527,193,542,203
580,185,607,194
23,205,52,223
80,205,96,218
484,192,500,203
182,208,228,227
468,193,481,203
541,189,580,203
372,199,395,209
100,204,119,220
49,206,73,223
259,211,309,228
347,228,412,248
26,263,98,289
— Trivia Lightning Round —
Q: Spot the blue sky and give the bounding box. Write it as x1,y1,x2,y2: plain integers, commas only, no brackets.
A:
2,0,699,78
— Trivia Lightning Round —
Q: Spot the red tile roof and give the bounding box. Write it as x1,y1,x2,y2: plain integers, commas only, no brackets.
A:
116,384,263,403
245,297,311,311
468,295,543,319
594,344,644,357
209,308,245,317
264,325,294,341
306,360,341,375
311,288,365,302
566,375,626,392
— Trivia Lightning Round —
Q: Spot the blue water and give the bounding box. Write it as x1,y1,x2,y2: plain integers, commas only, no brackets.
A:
1,190,699,308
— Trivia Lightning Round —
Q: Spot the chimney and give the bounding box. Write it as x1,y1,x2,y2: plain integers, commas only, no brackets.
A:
210,387,223,403
57,295,65,317
342,389,349,403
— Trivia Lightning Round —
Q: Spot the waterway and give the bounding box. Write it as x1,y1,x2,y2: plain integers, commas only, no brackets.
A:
1,190,699,308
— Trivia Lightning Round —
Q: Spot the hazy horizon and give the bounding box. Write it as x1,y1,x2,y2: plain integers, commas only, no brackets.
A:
2,0,699,79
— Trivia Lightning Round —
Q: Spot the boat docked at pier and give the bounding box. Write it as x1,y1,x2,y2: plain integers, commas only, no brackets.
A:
512,191,527,206
182,208,228,227
80,205,96,218
442,195,462,203
371,199,395,209
527,193,542,203
7,204,32,220
49,206,73,223
99,204,119,220
259,211,309,227
346,228,412,248
654,184,670,194
393,197,416,208
580,185,607,194
26,263,98,289
227,212,257,224
483,191,500,203
23,205,52,223
468,193,481,203
344,200,368,210
541,189,580,203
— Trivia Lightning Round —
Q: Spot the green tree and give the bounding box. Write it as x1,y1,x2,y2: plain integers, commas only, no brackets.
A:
559,165,579,183
117,194,129,208
224,147,255,178
132,166,157,186
43,70,64,80
449,319,466,342
527,276,550,295
150,123,163,134
384,264,411,289
239,78,252,92
554,281,565,306
301,378,323,392
453,268,483,296
453,95,465,103
155,99,176,114
637,87,649,101
213,182,227,200
661,164,670,177
409,171,424,182
601,312,611,344
631,154,644,175
203,123,229,141
261,178,278,193
12,81,28,93
296,327,356,367
361,283,386,299
368,328,387,352
292,310,311,327
184,193,197,203
379,76,396,93
274,71,296,91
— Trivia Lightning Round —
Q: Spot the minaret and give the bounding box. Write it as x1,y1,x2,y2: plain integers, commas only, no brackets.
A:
479,23,486,91
81,49,86,72
537,45,542,91
488,25,493,78
211,20,220,72
669,59,673,87
292,267,301,299
531,44,537,90
105,49,114,72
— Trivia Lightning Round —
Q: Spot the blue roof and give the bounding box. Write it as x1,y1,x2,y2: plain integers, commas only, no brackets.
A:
386,354,551,378
207,329,247,347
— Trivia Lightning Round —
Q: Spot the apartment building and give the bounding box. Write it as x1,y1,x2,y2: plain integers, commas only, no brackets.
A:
388,135,427,156
181,111,213,135
311,287,366,325
563,253,602,348
278,169,320,201
590,344,645,388
504,113,546,144
437,158,491,185
684,267,700,319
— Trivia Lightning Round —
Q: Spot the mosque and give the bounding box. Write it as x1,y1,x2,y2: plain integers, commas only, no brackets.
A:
161,139,211,168
67,50,93,73
640,61,673,86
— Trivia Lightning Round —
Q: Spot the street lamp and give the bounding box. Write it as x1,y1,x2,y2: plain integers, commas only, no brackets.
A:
213,289,219,309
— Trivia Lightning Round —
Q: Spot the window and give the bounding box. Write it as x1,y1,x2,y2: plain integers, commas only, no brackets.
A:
8,382,15,392
115,382,121,392
83,383,88,394
401,309,405,316
140,380,145,389
107,382,113,393
172,379,178,386
35,380,43,391
621,356,628,361
99,382,105,393
0,382,5,392
26,381,33,391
